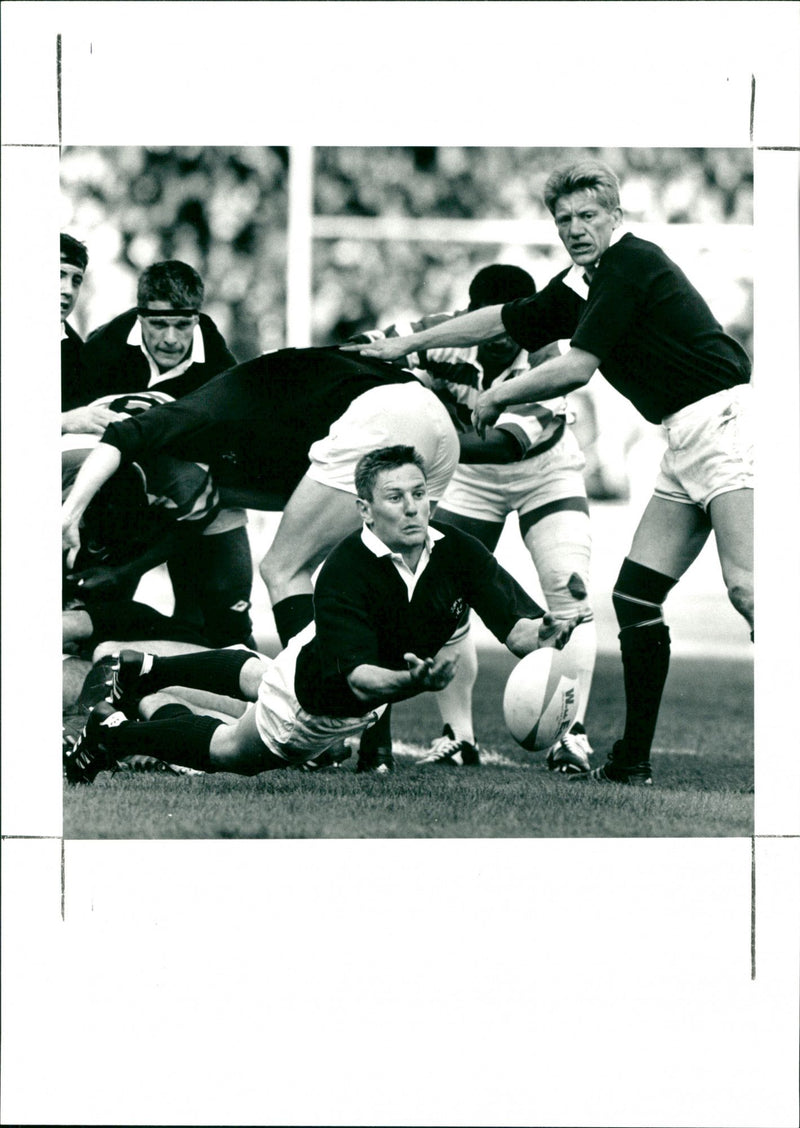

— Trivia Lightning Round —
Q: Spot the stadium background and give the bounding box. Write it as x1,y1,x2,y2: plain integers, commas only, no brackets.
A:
60,146,754,657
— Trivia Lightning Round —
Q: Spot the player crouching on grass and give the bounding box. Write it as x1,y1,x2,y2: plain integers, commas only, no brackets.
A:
65,445,582,784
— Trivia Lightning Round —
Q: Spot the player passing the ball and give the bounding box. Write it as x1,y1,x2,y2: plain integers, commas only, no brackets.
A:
64,446,582,784
344,159,753,786
348,263,597,775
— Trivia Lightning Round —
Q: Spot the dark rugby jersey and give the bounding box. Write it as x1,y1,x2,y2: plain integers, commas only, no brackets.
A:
294,523,544,717
101,347,419,501
76,308,236,407
502,233,751,424
61,322,84,411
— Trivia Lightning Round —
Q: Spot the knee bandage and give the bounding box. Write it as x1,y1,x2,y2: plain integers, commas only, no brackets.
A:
612,558,677,636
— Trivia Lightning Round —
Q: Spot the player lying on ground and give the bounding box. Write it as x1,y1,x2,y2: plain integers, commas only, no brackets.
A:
344,159,753,787
350,263,597,775
64,445,582,783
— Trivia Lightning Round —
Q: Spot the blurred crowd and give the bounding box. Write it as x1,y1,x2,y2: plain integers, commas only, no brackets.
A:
62,145,753,354
61,146,753,501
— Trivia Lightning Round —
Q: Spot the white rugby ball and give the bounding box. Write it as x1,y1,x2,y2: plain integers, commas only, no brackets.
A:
503,648,579,752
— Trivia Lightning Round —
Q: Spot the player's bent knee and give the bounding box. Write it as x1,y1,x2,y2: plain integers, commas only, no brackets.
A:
727,580,754,624
208,721,266,775
240,655,270,699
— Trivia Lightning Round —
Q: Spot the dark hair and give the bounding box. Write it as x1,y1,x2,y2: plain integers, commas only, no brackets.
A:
355,445,427,500
468,264,536,310
543,160,621,216
60,233,88,271
137,261,204,309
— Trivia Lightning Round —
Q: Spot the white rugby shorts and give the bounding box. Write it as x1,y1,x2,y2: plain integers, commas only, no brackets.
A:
253,624,384,765
439,425,587,523
307,381,459,499
654,384,753,509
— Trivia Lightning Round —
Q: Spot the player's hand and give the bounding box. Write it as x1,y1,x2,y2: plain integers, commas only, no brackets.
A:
538,613,582,651
472,388,502,438
66,564,133,600
62,516,83,571
61,405,127,436
340,337,409,362
404,651,459,691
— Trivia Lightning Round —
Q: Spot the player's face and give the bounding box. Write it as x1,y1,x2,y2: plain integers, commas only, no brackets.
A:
359,464,430,555
553,190,622,272
139,302,198,371
60,262,84,321
475,321,520,369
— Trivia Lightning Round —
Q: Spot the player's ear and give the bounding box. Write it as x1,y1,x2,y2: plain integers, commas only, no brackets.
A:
611,206,623,230
356,496,371,524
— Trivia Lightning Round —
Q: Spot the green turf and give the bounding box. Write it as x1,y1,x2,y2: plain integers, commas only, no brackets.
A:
63,651,754,839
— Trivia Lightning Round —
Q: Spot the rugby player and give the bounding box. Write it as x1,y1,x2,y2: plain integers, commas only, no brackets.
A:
351,265,597,774
74,260,237,405
64,446,581,783
61,259,255,650
61,344,461,658
344,159,753,786
60,234,90,423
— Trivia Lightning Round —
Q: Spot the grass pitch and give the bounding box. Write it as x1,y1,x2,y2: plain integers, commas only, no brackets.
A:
63,650,753,839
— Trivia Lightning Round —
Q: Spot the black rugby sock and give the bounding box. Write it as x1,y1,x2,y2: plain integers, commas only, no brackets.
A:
106,704,221,773
106,703,221,776
619,622,671,762
146,649,255,699
272,594,315,648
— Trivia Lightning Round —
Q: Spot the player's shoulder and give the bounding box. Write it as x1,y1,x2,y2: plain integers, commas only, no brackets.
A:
84,307,138,348
430,521,489,559
197,310,225,338
607,232,667,265
321,528,369,569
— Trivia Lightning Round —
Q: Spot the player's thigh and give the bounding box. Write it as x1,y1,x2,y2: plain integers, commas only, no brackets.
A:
434,506,504,552
307,382,458,503
522,506,592,614
264,475,361,573
209,703,285,773
140,688,246,723
708,488,753,588
627,494,712,579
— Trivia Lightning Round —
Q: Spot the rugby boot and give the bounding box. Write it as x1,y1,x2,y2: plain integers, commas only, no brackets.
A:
63,702,129,785
109,650,155,719
75,655,117,711
355,745,395,774
547,722,593,774
419,724,481,767
569,740,652,785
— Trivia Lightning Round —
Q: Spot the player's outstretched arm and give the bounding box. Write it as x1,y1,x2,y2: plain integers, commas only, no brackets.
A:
340,305,506,362
347,651,458,706
62,443,122,569
473,347,599,436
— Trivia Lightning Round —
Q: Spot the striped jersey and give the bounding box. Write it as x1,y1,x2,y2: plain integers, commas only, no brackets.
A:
351,312,571,458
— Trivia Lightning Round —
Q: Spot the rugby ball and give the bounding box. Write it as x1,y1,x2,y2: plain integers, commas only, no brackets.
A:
503,648,579,752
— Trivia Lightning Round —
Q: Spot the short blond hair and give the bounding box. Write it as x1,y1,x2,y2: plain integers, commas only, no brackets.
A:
543,161,621,216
